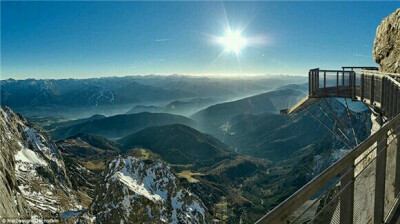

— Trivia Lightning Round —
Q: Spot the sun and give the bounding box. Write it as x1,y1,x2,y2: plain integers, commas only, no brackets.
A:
218,29,247,55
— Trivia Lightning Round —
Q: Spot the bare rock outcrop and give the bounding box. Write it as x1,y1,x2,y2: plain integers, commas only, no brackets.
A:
373,8,400,73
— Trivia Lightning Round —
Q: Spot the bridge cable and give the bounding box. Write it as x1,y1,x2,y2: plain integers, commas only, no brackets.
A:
320,98,357,147
302,106,353,149
344,98,361,145
315,102,356,148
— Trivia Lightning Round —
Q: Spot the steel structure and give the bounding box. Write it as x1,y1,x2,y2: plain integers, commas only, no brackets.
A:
257,67,400,224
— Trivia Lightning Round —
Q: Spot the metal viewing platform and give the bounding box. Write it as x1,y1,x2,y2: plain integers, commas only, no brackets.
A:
258,67,400,224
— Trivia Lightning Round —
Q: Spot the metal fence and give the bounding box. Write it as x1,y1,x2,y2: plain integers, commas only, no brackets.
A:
256,115,400,224
256,67,400,224
309,68,400,120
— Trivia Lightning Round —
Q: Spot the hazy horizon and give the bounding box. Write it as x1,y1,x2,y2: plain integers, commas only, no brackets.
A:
0,72,309,81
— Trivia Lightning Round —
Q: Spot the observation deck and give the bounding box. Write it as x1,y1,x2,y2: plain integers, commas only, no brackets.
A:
258,67,400,224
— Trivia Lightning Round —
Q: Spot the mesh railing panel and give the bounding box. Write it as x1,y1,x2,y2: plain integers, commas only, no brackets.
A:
353,154,376,224
257,70,400,223
374,78,382,103
285,131,400,224
384,133,398,219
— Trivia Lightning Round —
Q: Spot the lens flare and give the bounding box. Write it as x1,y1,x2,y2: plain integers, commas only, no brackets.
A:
218,29,247,55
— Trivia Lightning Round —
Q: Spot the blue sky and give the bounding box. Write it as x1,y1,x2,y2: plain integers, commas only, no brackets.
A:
1,1,399,79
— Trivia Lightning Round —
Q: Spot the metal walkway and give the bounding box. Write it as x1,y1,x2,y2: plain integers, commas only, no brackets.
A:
257,67,400,224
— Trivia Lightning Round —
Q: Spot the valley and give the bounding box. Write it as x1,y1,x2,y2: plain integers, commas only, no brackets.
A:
0,75,372,223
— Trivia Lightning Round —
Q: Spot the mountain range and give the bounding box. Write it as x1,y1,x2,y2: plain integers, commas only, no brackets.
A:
0,80,373,223
0,75,306,119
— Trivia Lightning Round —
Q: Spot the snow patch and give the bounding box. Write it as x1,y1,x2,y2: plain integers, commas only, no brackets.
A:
116,171,163,202
15,147,48,167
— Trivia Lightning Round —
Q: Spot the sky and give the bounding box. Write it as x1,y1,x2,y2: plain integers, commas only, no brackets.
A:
1,1,399,79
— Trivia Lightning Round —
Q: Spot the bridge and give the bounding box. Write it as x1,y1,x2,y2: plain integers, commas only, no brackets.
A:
256,67,400,224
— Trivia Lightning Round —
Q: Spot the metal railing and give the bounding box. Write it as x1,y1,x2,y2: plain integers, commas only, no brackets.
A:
256,114,400,224
257,67,400,224
309,68,355,98
309,68,399,119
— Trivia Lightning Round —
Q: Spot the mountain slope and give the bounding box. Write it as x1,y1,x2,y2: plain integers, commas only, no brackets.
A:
90,156,211,223
118,124,234,168
126,97,218,116
57,133,121,160
224,99,372,160
191,88,305,133
50,112,196,140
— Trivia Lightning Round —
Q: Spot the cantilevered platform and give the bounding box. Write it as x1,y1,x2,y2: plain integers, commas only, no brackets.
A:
280,67,399,119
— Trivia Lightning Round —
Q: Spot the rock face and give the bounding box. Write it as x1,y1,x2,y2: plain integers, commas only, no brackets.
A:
0,108,32,219
91,156,211,223
373,8,400,73
0,107,86,221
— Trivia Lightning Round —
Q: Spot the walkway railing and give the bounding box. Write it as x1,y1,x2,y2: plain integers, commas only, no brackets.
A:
256,114,400,224
257,67,400,224
309,67,399,119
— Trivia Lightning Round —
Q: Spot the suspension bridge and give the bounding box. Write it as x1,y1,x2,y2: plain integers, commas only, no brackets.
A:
257,67,400,224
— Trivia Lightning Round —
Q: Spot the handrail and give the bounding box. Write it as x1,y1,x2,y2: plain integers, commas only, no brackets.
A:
256,113,400,224
387,75,400,87
361,69,400,78
342,66,379,71
318,69,353,72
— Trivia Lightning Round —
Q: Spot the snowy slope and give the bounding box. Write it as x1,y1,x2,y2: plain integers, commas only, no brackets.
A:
91,156,210,223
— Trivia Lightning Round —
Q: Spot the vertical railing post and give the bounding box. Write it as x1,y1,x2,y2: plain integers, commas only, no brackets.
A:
336,71,339,95
371,75,375,104
394,123,400,197
324,71,327,97
317,70,320,94
374,131,388,224
397,86,400,116
349,71,353,98
340,165,355,224
312,70,316,96
309,70,312,96
381,77,386,114
352,71,356,100
388,82,392,119
386,79,389,116
360,73,365,101
390,82,396,119
394,86,399,116
342,69,345,86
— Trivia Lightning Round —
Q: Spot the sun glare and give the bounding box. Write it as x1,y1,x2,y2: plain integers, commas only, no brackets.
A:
219,29,247,54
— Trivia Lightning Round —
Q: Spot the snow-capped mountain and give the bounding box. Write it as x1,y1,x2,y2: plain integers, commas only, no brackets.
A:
91,156,211,223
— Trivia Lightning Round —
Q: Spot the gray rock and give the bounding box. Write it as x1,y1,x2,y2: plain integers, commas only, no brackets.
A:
0,106,89,222
373,8,400,73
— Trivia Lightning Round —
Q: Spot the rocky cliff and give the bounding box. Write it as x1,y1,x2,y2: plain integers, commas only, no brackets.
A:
91,156,211,223
373,8,400,73
0,107,88,222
